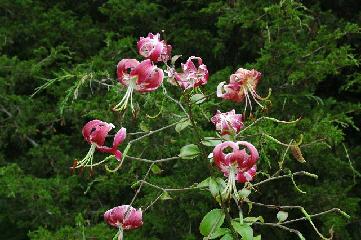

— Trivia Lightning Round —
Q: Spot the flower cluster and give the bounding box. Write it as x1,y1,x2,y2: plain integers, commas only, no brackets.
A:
76,33,266,238
114,32,212,111
114,33,170,111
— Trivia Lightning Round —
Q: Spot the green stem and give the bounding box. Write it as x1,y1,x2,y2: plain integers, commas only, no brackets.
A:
184,93,209,162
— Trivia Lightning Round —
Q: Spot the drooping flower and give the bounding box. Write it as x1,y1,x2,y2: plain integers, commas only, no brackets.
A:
169,56,209,90
217,68,264,111
114,59,164,111
211,109,243,136
77,120,126,168
212,141,259,200
137,33,172,62
104,205,143,230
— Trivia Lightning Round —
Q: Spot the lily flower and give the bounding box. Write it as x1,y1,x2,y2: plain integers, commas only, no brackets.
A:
169,56,209,90
114,59,164,111
212,141,259,200
217,68,264,112
137,33,172,62
104,205,143,239
77,120,126,168
211,109,243,136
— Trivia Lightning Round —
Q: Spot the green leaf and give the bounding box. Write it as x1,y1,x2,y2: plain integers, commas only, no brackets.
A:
239,188,251,199
247,202,253,214
197,177,210,188
131,181,140,189
277,211,288,223
199,209,225,236
179,144,200,159
201,137,222,147
231,221,253,240
220,234,234,240
244,216,264,224
160,191,172,200
190,93,206,104
253,235,262,240
151,164,163,175
139,121,149,132
208,228,230,239
208,177,226,198
175,119,191,133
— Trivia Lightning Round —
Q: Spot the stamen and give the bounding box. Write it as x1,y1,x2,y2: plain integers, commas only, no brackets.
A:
113,80,136,112
221,166,239,201
247,85,265,109
244,87,253,113
77,143,96,169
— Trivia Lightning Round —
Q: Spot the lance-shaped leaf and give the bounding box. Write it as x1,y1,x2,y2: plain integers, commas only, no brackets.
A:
199,209,225,237
231,221,253,240
179,144,200,159
277,211,288,223
190,93,206,104
175,118,191,133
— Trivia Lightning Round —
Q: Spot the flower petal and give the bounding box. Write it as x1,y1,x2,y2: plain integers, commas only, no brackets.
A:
113,127,127,147
104,205,143,230
133,59,163,92
82,120,114,146
82,120,103,144
117,59,140,86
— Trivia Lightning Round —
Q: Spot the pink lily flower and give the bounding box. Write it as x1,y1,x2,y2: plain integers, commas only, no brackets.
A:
169,56,209,90
212,141,259,200
114,59,164,111
104,205,143,229
137,33,172,62
211,109,243,136
217,68,264,111
77,120,126,168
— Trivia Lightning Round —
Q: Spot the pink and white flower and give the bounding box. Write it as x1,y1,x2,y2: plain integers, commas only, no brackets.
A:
104,205,143,240
213,141,258,183
212,141,259,200
114,59,164,111
211,109,243,136
77,120,126,168
137,33,172,62
104,205,143,229
217,68,264,111
169,56,209,90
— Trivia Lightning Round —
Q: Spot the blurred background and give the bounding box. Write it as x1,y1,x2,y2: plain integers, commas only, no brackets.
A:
0,0,360,239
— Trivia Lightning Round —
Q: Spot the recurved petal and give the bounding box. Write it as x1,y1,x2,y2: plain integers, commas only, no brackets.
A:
90,122,114,146
123,208,143,230
117,59,140,86
113,127,127,147
82,120,103,143
133,60,163,92
236,141,259,165
236,164,257,183
212,141,239,169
